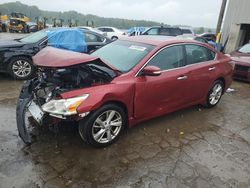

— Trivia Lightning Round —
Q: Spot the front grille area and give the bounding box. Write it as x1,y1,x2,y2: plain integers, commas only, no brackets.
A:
235,64,249,72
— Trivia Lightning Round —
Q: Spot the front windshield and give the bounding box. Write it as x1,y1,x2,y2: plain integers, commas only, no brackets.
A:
20,30,47,43
238,43,250,53
92,40,155,72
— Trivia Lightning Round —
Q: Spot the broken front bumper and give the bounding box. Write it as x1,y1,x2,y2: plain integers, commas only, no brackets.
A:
16,80,36,144
16,80,90,144
16,80,46,144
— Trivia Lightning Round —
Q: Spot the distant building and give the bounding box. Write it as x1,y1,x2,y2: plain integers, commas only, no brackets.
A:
221,0,250,53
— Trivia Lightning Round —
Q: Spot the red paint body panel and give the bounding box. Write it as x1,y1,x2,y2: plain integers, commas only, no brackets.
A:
39,38,233,127
33,46,99,68
60,79,136,125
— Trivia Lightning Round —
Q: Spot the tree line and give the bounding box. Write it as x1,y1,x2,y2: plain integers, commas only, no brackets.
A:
0,1,160,29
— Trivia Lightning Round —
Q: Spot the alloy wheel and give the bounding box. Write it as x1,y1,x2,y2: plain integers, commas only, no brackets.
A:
209,83,223,105
12,60,32,78
92,110,122,144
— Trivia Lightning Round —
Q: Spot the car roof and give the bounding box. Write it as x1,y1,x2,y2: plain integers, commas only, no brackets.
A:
120,35,203,47
97,26,116,28
147,26,181,29
42,27,105,36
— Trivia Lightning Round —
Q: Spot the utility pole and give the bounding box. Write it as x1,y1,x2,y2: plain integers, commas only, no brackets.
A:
216,0,227,34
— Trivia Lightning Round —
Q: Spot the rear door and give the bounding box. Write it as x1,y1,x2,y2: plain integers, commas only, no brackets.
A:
182,44,218,103
135,45,190,120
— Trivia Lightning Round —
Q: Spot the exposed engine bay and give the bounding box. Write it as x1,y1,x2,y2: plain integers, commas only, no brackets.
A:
16,61,116,144
31,62,116,106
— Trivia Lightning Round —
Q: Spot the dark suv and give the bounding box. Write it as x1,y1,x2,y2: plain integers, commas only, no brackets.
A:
142,26,183,36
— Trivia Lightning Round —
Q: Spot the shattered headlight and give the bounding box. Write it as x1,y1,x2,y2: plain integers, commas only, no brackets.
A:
42,94,89,116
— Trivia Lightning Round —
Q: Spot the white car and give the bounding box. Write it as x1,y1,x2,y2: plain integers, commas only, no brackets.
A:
96,26,126,40
179,27,195,36
78,26,106,36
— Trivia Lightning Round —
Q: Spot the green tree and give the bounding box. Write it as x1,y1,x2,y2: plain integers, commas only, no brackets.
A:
0,1,160,29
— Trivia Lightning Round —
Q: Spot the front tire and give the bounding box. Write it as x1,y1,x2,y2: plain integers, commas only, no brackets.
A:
8,57,35,80
205,80,224,108
78,104,126,147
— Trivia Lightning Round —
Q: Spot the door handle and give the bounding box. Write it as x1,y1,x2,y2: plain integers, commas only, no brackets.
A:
177,75,188,80
209,67,216,71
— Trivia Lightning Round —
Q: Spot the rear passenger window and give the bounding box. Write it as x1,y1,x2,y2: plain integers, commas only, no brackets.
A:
98,28,105,32
145,28,158,35
159,28,170,35
106,28,114,32
147,45,184,70
170,28,182,36
185,45,213,65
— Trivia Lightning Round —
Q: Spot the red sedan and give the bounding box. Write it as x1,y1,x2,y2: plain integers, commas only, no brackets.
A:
17,36,233,147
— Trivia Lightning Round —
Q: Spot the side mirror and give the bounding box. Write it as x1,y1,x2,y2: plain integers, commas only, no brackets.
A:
142,66,161,76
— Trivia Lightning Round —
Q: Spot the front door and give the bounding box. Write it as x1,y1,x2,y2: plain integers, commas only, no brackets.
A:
134,45,189,120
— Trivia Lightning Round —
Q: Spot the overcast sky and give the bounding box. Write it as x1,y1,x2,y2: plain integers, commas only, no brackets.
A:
1,0,222,28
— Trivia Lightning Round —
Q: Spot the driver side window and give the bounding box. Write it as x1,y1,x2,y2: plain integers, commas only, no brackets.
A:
147,45,184,71
145,28,158,35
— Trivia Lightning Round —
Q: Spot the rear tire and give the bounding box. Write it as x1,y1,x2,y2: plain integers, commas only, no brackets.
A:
78,104,126,147
205,80,224,108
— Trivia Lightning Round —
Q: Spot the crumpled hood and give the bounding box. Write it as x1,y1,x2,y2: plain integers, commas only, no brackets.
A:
33,46,115,70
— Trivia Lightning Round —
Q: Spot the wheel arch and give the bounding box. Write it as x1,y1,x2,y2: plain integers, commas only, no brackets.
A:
215,77,226,93
111,36,118,40
102,100,129,129
6,54,33,68
9,55,33,63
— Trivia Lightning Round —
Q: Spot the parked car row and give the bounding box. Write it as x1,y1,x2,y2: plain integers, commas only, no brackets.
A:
86,26,194,39
81,27,248,84
0,28,111,79
1,26,248,84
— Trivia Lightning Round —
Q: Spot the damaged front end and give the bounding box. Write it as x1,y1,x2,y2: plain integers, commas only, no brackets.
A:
16,47,117,144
